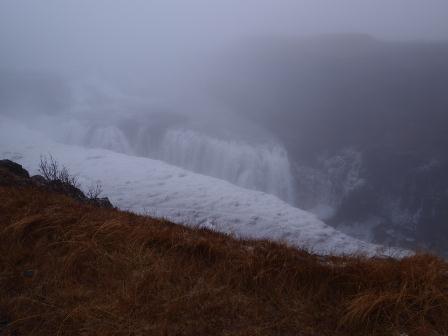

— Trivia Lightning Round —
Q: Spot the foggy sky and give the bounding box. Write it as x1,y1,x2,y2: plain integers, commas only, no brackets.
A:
2,1,448,254
1,0,448,80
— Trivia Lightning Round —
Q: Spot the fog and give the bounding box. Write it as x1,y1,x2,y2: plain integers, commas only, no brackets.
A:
1,1,448,255
2,0,448,77
2,0,448,102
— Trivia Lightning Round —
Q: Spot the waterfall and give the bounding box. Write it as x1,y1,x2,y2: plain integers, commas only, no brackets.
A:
53,120,296,204
53,120,133,154
87,126,133,154
153,129,296,204
294,148,365,219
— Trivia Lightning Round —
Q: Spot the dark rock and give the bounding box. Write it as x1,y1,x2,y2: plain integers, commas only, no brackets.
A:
1,158,115,209
22,270,34,278
0,160,29,178
31,174,47,186
90,197,114,209
46,180,86,202
0,159,31,186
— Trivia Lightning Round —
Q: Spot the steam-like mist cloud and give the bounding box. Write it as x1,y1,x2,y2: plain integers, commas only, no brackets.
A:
1,0,448,83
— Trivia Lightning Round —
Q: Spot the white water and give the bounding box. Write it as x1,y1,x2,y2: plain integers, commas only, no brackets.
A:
294,148,365,220
154,129,296,204
51,119,297,204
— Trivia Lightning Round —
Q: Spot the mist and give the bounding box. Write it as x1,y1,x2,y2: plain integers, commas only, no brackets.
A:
2,0,448,105
1,0,448,255
2,0,448,79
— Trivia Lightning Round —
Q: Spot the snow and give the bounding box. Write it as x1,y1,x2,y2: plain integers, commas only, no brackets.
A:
0,117,407,256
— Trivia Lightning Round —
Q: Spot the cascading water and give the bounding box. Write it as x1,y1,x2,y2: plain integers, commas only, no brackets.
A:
293,148,365,220
52,119,297,205
153,129,296,204
87,126,133,154
36,77,298,205
52,119,133,155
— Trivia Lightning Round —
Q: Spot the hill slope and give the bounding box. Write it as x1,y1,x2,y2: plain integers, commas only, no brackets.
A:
1,182,448,335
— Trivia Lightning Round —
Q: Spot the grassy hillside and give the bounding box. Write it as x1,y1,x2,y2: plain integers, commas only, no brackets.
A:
1,185,448,335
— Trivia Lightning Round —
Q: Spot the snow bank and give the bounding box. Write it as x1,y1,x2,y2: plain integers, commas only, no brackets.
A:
0,117,406,256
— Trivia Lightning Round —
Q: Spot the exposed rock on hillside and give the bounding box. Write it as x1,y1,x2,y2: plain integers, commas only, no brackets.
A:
0,159,113,208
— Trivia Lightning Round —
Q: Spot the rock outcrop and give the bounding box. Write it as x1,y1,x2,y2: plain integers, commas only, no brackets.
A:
0,159,113,208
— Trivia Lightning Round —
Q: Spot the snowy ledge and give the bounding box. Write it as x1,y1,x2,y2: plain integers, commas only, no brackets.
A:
0,117,409,257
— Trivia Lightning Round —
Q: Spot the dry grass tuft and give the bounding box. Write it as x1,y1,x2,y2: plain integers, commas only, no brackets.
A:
1,186,448,335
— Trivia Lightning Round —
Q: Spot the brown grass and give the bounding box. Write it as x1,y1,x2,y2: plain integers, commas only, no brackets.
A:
1,186,448,336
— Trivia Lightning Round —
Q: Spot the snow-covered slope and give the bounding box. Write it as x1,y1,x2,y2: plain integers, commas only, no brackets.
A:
0,117,404,256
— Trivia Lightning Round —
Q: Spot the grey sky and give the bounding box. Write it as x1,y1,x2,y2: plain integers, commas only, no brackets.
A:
1,0,447,80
